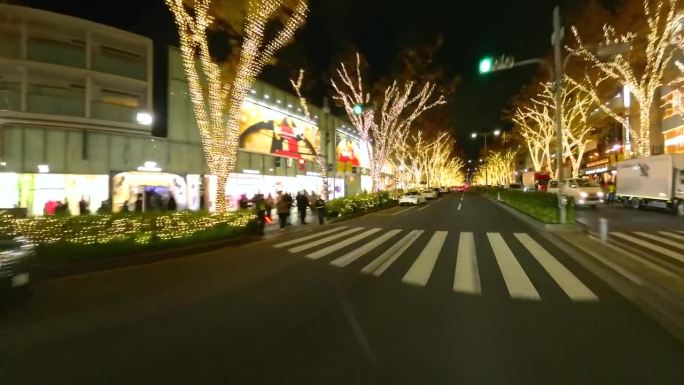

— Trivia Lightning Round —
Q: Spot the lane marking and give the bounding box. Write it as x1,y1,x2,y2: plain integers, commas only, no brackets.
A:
658,231,684,242
515,233,598,301
487,233,540,300
392,207,415,216
362,230,424,276
417,204,431,211
331,230,402,267
274,227,347,248
402,231,448,287
634,232,684,252
306,228,382,260
288,227,365,254
453,232,481,295
611,232,684,263
457,203,462,211
582,239,644,286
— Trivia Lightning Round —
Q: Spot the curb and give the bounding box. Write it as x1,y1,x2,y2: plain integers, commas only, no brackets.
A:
34,234,260,281
328,204,399,224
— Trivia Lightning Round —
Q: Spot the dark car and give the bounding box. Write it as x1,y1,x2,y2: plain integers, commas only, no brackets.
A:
0,236,34,294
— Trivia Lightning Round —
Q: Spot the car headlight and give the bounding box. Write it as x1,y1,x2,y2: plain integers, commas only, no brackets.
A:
580,192,588,198
597,192,604,197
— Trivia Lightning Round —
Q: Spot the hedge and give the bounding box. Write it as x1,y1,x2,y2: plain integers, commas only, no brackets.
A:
326,191,398,218
476,188,575,224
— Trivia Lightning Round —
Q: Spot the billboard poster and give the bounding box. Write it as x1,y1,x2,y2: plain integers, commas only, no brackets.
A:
238,100,319,160
336,132,370,170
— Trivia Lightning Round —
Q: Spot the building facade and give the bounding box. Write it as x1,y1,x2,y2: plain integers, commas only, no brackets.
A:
0,4,370,216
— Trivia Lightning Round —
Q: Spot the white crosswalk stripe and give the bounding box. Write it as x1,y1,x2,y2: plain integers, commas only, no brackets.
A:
306,228,382,260
402,231,448,287
287,227,364,254
454,232,481,295
331,230,402,267
658,231,684,242
488,233,540,300
273,227,347,248
274,227,598,302
634,232,684,252
515,234,597,301
611,232,684,263
361,230,424,276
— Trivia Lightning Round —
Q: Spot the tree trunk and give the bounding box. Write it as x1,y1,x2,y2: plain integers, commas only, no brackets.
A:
637,107,651,157
215,173,229,213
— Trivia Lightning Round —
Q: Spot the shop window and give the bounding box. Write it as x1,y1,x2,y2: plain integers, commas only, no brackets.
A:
680,170,684,185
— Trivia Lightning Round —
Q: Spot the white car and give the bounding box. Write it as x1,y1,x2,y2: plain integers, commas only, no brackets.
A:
547,178,605,206
439,187,449,194
398,191,427,205
421,189,438,200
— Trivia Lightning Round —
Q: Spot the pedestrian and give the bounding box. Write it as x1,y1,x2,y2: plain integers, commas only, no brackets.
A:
238,194,249,210
78,197,89,215
167,195,177,211
284,192,294,224
134,193,143,212
253,193,267,235
265,193,274,221
296,191,309,225
314,196,327,225
607,180,617,205
276,192,290,229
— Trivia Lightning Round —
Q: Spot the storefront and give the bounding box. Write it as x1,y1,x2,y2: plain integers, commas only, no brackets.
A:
581,156,617,183
0,172,109,216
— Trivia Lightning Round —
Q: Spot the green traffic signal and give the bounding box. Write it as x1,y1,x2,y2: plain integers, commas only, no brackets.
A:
353,104,364,115
479,57,494,74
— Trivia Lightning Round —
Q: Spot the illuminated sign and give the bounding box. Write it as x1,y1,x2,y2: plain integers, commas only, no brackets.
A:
336,131,370,169
586,158,610,168
238,100,319,160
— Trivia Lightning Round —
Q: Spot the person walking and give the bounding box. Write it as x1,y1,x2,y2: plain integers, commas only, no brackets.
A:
276,192,290,230
607,180,617,205
253,193,267,235
314,196,327,225
296,191,309,225
265,193,274,222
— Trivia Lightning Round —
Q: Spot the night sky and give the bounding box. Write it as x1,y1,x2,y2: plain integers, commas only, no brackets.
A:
22,0,575,155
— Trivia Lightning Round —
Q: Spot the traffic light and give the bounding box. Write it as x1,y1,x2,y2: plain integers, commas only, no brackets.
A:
353,104,363,115
479,57,494,74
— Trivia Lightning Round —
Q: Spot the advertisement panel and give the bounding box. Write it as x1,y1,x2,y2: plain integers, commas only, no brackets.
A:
336,132,370,170
238,100,319,160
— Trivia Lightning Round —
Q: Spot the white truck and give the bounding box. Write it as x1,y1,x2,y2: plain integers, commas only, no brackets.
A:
616,154,684,216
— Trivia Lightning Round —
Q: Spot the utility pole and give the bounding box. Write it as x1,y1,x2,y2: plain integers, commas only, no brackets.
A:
552,6,567,224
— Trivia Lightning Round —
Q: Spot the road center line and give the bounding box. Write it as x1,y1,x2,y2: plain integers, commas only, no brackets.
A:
417,204,431,211
392,207,414,216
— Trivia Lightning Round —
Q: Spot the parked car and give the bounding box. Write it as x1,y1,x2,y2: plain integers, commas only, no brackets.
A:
439,186,450,194
508,183,524,191
547,178,604,207
421,189,438,200
1,236,34,295
398,191,427,206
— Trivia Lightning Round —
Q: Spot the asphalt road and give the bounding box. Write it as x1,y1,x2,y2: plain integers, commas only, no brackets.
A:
1,193,683,385
576,203,684,232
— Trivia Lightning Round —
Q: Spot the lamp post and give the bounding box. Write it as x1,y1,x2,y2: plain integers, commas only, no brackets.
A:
471,129,501,186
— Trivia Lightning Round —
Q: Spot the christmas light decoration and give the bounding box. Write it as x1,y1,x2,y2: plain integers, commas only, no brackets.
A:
473,148,518,186
0,210,253,246
396,131,465,189
568,0,680,157
332,53,446,192
290,69,330,200
516,77,596,178
165,0,308,212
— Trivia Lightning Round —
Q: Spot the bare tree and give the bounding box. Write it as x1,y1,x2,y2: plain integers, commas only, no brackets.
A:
166,0,308,212
331,54,446,192
568,0,681,157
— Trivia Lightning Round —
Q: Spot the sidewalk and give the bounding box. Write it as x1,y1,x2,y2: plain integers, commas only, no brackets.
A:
546,229,684,343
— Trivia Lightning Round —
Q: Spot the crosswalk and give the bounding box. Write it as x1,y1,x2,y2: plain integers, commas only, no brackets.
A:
273,226,599,302
607,231,684,268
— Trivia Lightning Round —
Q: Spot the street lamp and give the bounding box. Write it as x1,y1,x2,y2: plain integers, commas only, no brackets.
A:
471,129,501,187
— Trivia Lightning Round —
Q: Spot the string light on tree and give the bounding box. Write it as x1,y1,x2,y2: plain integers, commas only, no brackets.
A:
568,0,681,157
332,53,446,192
165,0,308,212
